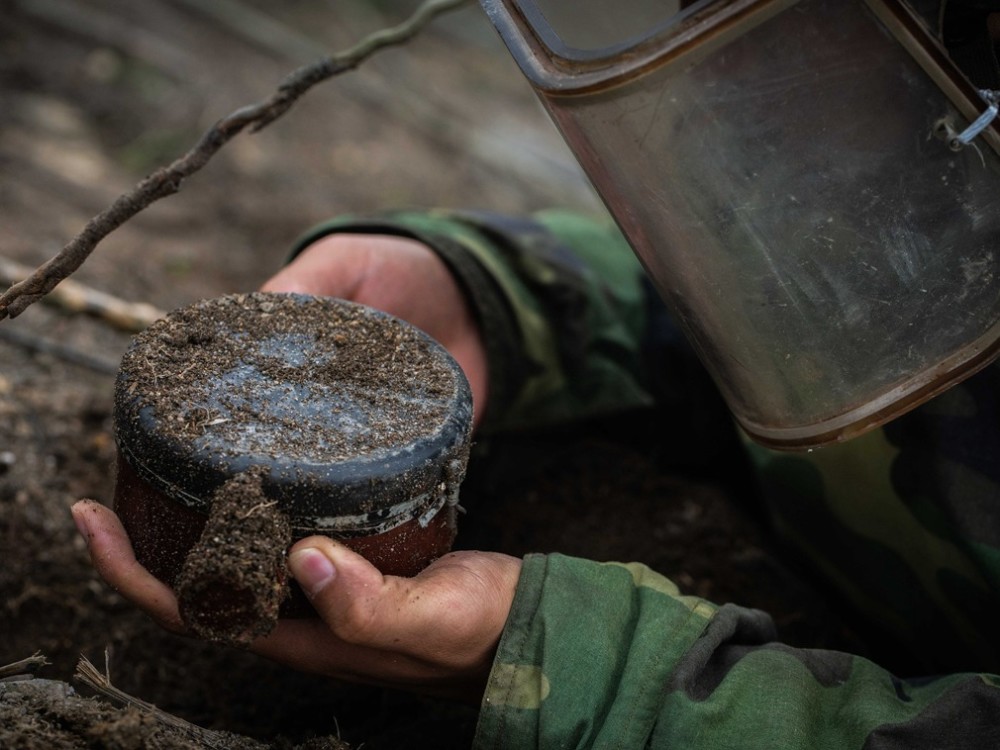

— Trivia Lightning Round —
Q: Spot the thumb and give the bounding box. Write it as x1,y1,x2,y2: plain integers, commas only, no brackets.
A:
287,537,407,649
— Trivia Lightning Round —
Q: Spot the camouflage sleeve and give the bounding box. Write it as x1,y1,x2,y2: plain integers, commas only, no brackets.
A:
289,209,659,433
474,553,1000,749
742,363,1000,676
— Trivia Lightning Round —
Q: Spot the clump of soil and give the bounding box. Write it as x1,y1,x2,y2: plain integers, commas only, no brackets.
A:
175,467,291,648
0,679,165,750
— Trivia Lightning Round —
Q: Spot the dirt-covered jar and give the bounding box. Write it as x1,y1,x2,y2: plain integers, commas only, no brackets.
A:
112,292,473,643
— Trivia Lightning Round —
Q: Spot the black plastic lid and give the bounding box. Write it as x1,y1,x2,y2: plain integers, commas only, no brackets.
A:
114,293,473,535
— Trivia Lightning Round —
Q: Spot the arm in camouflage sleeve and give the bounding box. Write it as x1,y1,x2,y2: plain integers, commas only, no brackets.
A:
474,553,1000,749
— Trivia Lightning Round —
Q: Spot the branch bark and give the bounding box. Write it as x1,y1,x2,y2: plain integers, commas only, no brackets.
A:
0,653,50,683
0,0,469,322
0,256,165,332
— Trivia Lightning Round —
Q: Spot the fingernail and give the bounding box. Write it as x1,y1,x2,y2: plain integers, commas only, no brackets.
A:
71,502,92,544
288,547,336,597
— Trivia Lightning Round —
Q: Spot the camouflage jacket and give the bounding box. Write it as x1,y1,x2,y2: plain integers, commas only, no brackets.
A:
292,210,1000,748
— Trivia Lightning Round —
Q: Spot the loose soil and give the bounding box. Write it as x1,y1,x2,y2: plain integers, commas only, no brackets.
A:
0,2,867,748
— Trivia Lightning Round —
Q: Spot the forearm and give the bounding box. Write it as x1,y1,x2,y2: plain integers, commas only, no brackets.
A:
476,554,1000,750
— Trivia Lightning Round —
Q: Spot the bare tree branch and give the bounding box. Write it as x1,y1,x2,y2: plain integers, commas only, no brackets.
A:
0,0,469,322
0,256,165,332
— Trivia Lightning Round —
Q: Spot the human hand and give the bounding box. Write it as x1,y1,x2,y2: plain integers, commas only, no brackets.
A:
261,234,490,428
72,500,521,701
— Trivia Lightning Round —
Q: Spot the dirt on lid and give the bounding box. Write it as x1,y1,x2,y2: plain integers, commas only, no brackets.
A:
116,292,461,466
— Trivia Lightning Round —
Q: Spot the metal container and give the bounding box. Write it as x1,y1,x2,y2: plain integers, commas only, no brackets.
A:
113,293,473,618
481,0,1000,448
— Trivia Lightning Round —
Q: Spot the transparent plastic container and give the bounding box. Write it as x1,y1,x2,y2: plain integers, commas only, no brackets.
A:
481,0,1000,448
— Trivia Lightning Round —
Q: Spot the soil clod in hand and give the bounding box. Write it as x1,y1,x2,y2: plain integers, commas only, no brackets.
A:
175,467,291,648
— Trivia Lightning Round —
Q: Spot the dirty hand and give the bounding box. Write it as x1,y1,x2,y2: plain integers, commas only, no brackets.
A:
261,234,489,428
72,500,521,701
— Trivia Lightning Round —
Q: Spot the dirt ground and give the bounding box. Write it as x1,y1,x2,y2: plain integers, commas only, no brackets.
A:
0,1,861,747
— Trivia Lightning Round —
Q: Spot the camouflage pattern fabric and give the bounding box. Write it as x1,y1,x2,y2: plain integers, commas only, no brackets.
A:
291,211,1000,748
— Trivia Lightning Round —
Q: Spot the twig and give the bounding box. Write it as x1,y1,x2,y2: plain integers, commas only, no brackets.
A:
0,0,469,322
0,652,50,683
0,256,165,333
75,654,253,749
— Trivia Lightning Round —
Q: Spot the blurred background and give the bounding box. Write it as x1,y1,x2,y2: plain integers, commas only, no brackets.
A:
0,2,848,747
1,0,599,312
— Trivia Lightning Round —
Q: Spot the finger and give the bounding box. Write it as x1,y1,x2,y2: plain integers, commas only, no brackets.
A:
288,539,516,666
286,537,407,650
254,541,440,686
259,236,366,298
254,542,521,698
71,500,185,633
